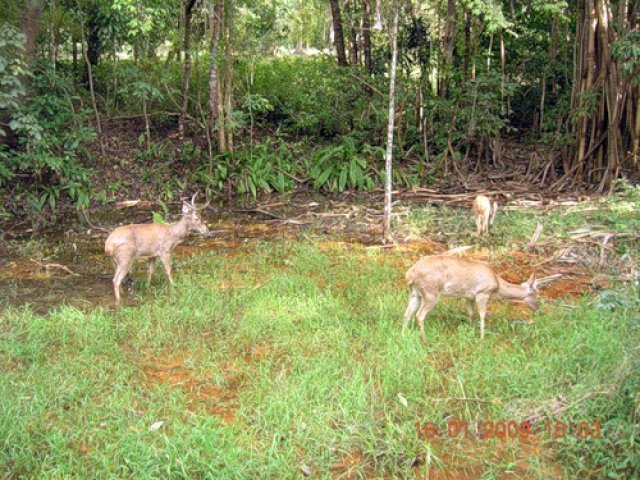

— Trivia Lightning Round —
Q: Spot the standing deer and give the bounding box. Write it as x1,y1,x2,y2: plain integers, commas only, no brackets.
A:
403,255,556,340
473,195,498,236
105,194,210,305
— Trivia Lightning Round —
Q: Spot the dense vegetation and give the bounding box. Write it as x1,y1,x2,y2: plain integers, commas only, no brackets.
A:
1,0,638,225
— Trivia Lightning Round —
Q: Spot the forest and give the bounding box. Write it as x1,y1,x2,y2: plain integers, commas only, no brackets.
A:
1,0,639,478
1,0,638,222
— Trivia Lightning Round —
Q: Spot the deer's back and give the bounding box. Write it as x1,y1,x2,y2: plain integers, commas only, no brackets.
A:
105,223,174,257
473,195,491,215
406,255,499,298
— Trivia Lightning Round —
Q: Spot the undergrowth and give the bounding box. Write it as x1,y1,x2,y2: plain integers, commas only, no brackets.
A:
1,236,638,478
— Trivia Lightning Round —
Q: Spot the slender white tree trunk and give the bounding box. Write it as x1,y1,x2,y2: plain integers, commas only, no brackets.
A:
80,18,105,159
383,9,399,243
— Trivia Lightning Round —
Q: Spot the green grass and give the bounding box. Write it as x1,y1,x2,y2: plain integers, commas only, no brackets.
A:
1,196,640,478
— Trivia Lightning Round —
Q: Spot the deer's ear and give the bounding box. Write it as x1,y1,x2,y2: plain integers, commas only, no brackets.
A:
527,273,536,289
182,203,191,214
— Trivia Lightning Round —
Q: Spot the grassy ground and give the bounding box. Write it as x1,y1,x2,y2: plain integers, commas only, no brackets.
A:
1,193,639,479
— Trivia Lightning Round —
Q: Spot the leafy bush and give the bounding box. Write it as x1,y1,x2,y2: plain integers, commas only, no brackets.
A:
308,137,382,192
0,27,95,224
192,139,297,198
241,56,381,138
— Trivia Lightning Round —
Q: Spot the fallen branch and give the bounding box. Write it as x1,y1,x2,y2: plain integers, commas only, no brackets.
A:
265,218,306,225
534,273,563,287
30,259,79,276
529,222,544,248
234,208,283,220
431,397,497,404
115,200,142,208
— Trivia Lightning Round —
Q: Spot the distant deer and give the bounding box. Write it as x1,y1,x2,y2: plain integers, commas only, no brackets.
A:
403,255,558,340
473,195,498,236
105,194,210,305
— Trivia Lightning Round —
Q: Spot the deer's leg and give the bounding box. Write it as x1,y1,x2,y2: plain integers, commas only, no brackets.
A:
416,293,437,342
146,259,155,285
159,254,174,284
475,216,482,236
403,285,422,333
466,299,476,320
112,250,133,306
474,293,490,339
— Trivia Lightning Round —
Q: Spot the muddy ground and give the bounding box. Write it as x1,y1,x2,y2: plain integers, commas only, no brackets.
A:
1,190,618,314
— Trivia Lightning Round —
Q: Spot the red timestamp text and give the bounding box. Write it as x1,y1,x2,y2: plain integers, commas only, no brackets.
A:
416,420,602,441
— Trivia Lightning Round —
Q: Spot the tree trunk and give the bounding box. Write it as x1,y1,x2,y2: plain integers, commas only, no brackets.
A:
178,0,197,145
463,10,470,80
49,0,57,75
346,0,358,65
218,2,234,153
86,3,101,66
80,20,105,159
362,0,373,74
223,14,234,153
329,0,348,66
208,0,224,156
143,98,151,150
499,32,505,116
295,0,304,54
383,9,399,243
540,13,560,133
471,17,479,81
439,0,456,98
20,0,43,62
72,35,78,70
566,0,635,190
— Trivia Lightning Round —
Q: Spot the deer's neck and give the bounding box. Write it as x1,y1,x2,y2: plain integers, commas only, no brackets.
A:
169,215,190,244
496,276,527,300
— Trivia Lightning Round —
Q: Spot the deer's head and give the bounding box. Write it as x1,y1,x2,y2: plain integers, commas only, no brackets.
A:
182,193,210,235
520,273,540,311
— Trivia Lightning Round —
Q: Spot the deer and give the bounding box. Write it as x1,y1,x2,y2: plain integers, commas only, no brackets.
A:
473,195,498,236
104,193,210,305
403,255,560,340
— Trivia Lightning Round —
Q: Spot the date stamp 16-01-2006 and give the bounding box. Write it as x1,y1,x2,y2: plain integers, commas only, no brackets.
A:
417,419,602,441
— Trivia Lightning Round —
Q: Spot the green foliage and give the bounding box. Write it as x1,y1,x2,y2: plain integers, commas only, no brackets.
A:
243,56,380,137
219,141,296,198
309,137,381,192
135,140,172,163
463,0,511,32
188,137,393,197
130,79,162,105
612,31,640,85
152,210,167,224
0,27,95,223
0,25,28,141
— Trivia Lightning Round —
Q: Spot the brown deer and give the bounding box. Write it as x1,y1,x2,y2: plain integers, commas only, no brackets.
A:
473,195,498,236
105,194,210,305
403,255,558,340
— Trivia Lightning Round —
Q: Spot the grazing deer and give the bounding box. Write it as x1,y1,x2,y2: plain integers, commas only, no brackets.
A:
473,195,498,236
403,255,555,340
105,194,210,305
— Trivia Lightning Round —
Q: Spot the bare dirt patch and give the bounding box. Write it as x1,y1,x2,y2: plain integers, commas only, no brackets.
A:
142,353,241,424
331,450,376,479
412,435,562,480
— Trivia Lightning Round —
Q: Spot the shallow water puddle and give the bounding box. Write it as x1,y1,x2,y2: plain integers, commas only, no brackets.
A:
0,193,598,313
